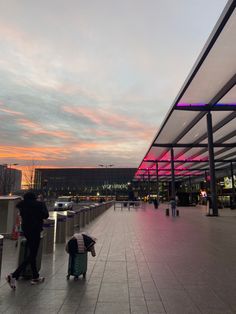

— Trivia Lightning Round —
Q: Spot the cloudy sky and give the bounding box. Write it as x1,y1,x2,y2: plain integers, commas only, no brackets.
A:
0,0,228,172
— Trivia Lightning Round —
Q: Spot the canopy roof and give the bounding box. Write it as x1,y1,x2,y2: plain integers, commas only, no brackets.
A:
135,0,236,182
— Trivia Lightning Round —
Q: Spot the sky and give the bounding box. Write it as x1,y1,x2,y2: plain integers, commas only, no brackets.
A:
0,0,228,174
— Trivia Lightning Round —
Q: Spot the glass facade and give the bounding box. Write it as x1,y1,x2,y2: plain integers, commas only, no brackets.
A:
34,168,136,196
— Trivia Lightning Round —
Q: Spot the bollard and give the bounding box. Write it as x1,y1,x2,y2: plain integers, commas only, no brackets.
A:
96,205,101,217
95,205,99,218
94,205,98,218
74,210,80,229
88,206,92,221
66,211,75,237
93,204,98,219
79,208,84,228
80,207,87,228
83,206,88,225
90,205,95,221
86,207,91,224
43,219,55,254
56,213,67,243
0,235,3,278
83,206,89,226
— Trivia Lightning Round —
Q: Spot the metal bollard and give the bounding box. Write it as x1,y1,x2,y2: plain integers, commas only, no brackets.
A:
96,205,100,217
91,205,95,220
0,235,3,278
92,204,97,220
83,206,88,225
81,207,87,228
89,205,94,221
66,211,75,237
56,213,67,243
86,207,90,224
82,207,87,226
79,208,84,228
43,219,55,254
93,205,97,218
82,206,88,225
74,210,80,229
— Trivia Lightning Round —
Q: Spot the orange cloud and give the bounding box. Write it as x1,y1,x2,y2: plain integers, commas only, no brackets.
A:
0,146,70,161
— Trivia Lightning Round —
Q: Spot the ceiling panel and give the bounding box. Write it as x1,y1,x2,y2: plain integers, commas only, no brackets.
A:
220,85,236,103
155,111,200,144
212,117,236,141
178,10,236,104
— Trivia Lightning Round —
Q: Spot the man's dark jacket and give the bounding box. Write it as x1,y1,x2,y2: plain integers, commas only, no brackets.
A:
16,192,49,234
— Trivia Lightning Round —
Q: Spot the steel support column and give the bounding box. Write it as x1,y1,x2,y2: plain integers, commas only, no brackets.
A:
230,162,235,209
189,176,192,204
206,112,218,216
142,174,145,198
147,168,150,200
170,148,176,199
155,161,159,207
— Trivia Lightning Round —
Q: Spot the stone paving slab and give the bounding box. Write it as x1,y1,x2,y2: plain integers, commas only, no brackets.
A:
1,204,236,314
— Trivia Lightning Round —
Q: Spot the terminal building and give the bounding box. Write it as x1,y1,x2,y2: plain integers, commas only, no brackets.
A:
34,167,136,197
0,165,22,195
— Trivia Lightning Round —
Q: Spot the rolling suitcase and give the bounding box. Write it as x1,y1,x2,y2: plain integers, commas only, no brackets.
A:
17,235,43,278
165,208,169,216
176,209,179,216
67,252,88,280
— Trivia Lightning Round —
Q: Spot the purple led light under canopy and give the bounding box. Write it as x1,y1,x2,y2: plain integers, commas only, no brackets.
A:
176,103,236,107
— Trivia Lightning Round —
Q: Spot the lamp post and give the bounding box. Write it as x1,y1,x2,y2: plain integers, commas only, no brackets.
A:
98,164,114,201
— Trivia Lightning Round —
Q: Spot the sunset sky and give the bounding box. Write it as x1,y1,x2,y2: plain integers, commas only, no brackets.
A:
0,0,228,172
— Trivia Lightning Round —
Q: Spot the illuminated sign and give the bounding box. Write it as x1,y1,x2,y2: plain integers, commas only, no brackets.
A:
224,176,236,189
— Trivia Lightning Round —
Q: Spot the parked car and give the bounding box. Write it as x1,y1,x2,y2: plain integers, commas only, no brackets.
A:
54,196,74,211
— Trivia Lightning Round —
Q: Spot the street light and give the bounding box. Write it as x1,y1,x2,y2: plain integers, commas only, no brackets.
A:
98,164,114,200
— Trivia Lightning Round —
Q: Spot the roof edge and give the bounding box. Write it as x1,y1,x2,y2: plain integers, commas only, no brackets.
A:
136,0,236,173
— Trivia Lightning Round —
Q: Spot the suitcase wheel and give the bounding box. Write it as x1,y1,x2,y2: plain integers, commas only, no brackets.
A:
66,275,70,280
74,276,79,281
83,272,86,278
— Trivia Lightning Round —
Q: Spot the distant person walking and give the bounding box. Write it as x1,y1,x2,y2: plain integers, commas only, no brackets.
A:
169,198,176,217
153,198,158,209
6,191,49,289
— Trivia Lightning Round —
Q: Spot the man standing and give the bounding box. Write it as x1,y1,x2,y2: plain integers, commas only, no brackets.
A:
6,191,49,289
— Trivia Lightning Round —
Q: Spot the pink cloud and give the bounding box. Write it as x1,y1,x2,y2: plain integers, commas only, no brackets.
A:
62,105,153,139
17,118,73,139
0,104,23,116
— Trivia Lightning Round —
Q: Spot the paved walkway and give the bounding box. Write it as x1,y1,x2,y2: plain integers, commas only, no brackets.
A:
1,204,236,314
